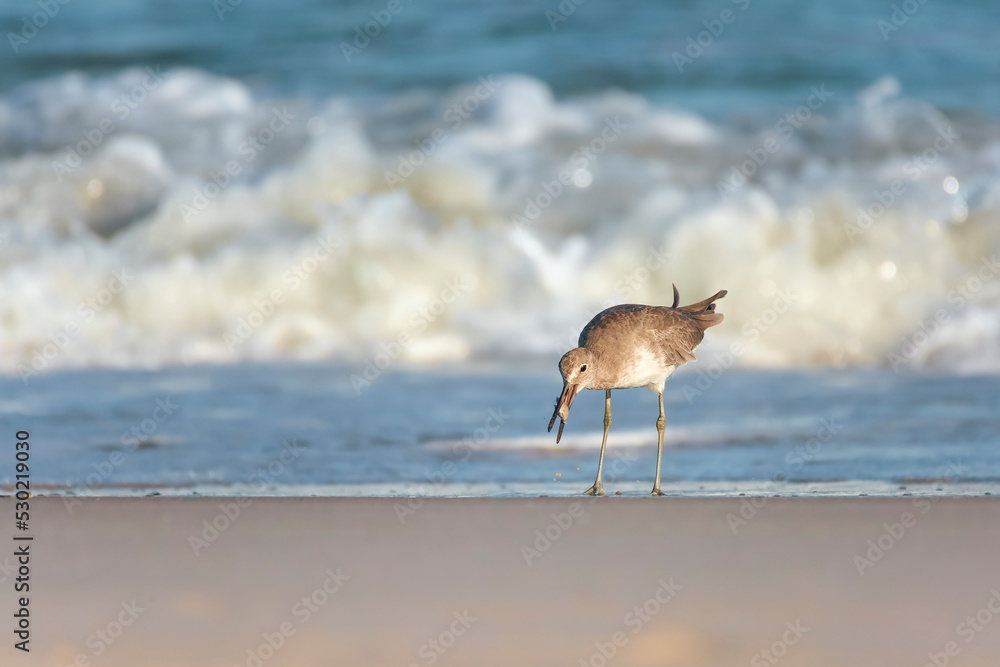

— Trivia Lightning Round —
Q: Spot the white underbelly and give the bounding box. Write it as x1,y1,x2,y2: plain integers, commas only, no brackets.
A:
618,348,676,390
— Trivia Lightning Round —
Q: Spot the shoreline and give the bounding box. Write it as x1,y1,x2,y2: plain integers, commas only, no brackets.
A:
6,479,999,498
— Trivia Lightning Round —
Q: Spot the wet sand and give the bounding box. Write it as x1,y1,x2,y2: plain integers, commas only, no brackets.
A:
7,497,1000,666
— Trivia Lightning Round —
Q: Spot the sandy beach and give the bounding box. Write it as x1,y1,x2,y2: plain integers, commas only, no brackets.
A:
5,496,999,666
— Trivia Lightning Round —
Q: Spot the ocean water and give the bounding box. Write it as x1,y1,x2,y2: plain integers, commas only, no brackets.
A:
1,0,999,494
2,0,1000,113
2,363,999,496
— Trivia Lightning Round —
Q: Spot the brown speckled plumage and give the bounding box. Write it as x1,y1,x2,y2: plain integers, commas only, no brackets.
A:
577,290,726,389
549,285,727,495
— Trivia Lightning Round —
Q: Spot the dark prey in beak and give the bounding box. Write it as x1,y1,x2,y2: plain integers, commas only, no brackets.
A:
547,396,567,443
548,383,579,443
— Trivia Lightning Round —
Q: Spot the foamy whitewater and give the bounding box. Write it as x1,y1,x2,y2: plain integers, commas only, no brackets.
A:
1,67,999,378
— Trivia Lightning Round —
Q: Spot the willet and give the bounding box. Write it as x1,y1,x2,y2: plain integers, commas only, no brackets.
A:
548,285,727,496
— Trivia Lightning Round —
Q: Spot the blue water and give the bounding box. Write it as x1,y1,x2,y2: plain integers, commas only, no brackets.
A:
1,0,999,117
3,364,999,495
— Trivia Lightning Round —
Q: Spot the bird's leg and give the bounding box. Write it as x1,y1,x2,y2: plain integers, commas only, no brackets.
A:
651,391,666,496
583,390,612,496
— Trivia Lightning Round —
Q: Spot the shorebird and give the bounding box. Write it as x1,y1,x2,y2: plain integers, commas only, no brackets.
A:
548,285,727,496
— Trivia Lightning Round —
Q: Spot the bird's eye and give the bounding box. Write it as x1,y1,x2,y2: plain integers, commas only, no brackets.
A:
580,364,588,372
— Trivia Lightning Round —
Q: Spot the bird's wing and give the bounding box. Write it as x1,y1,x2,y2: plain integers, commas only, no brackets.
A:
579,305,705,366
643,308,705,365
578,304,647,348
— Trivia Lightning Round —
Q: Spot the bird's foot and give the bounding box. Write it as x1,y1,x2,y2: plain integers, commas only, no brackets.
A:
650,487,665,497
583,482,605,496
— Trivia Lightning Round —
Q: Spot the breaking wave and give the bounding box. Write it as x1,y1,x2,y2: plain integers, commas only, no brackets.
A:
2,68,999,376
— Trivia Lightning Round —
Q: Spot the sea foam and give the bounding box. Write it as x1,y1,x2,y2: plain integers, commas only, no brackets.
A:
1,68,999,375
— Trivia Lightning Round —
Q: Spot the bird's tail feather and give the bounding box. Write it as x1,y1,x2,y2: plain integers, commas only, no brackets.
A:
676,289,727,328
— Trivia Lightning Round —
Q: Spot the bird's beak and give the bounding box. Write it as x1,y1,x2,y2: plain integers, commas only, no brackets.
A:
547,382,579,443
557,383,579,419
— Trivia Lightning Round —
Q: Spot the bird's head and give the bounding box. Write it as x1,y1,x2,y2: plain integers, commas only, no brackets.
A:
547,347,594,442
